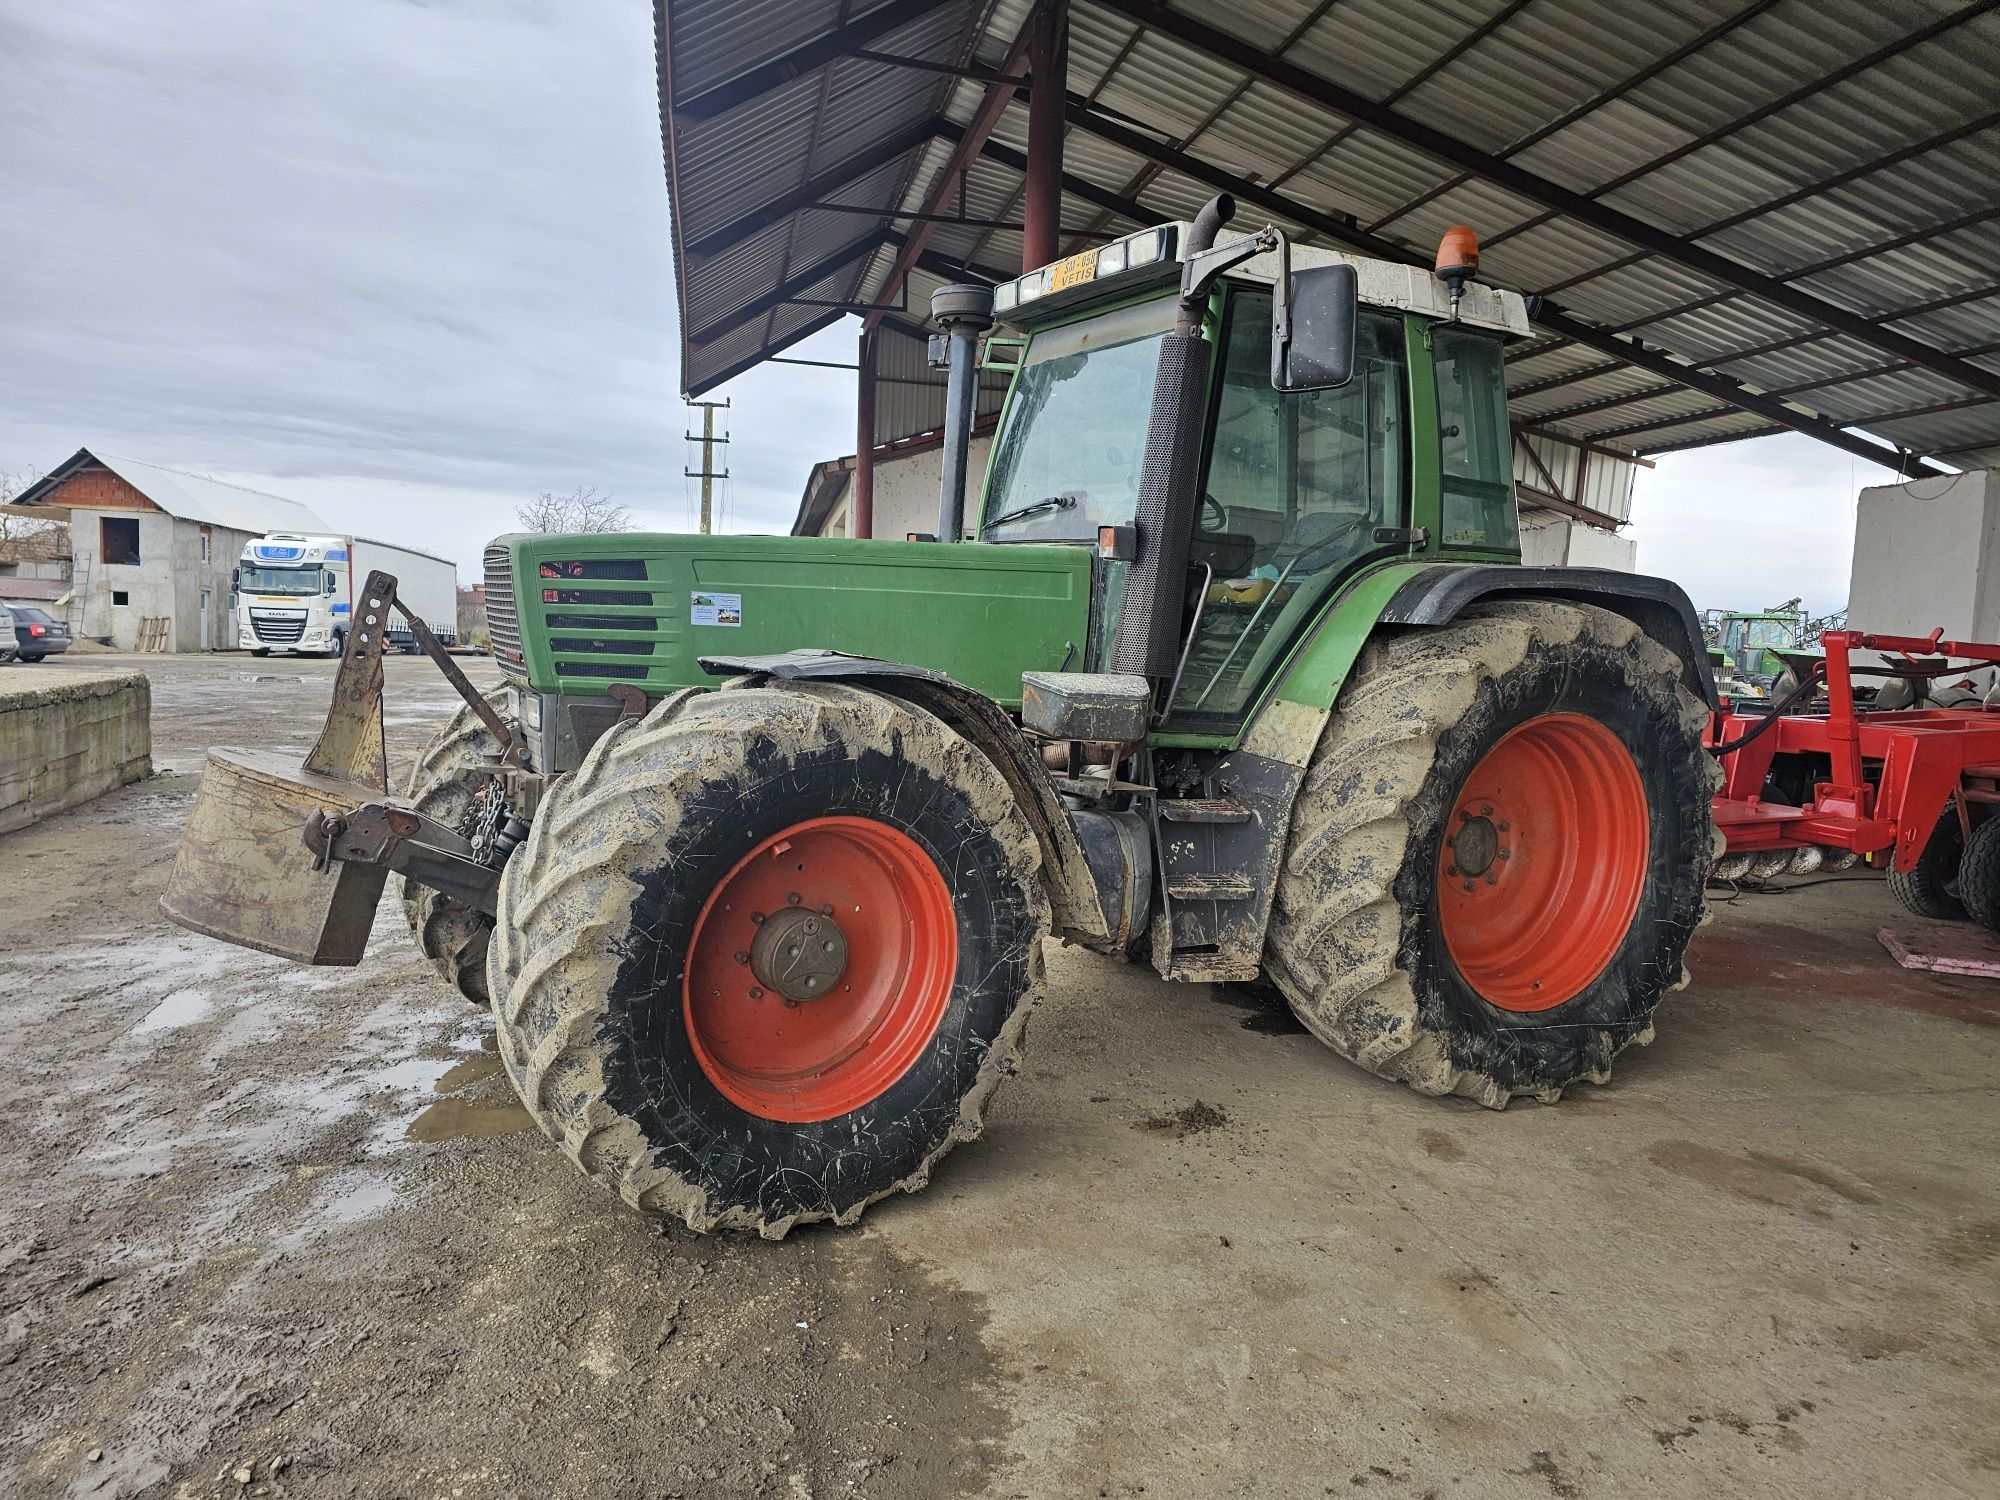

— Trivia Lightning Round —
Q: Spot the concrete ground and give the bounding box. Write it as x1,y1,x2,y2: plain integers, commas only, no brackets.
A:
2,651,1996,1499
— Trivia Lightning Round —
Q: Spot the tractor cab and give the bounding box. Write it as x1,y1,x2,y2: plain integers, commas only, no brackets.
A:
972,214,1530,727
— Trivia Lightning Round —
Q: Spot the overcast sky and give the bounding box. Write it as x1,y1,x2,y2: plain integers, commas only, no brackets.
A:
0,0,1901,615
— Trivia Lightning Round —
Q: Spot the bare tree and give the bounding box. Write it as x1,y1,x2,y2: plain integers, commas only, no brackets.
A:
0,469,57,550
515,485,631,535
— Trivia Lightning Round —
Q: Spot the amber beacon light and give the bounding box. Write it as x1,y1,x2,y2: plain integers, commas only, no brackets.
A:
1434,224,1481,317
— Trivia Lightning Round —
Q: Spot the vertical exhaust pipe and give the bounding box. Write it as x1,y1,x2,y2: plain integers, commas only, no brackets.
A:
1113,194,1235,681
931,284,995,541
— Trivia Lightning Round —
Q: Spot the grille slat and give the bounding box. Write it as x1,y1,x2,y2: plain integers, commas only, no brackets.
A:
484,545,521,660
249,609,306,644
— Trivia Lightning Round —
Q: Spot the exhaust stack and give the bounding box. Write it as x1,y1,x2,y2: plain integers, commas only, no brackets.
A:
931,283,996,542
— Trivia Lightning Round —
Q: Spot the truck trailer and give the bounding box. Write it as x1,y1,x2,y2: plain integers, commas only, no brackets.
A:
235,533,457,656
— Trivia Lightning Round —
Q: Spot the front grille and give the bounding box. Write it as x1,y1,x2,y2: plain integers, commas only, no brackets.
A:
484,545,520,659
250,610,305,644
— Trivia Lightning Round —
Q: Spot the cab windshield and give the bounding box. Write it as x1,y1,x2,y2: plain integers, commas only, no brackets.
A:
979,295,1180,542
239,565,321,595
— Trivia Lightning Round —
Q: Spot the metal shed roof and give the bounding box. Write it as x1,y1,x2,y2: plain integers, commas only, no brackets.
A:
15,449,332,535
657,0,2000,476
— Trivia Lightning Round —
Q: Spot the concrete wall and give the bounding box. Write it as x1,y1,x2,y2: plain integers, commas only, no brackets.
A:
1848,470,1999,638
1519,512,1637,570
0,670,152,834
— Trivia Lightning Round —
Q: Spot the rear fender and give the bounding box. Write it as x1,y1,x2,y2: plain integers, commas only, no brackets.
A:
1376,565,1718,709
698,651,1114,943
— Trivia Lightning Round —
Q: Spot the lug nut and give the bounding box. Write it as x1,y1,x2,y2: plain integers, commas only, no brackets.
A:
749,912,765,925
1485,872,1498,885
1462,879,1476,893
819,903,834,915
734,950,750,965
1497,819,1510,831
1446,865,1460,878
786,892,802,906
1497,848,1511,861
1480,803,1493,816
748,986,764,999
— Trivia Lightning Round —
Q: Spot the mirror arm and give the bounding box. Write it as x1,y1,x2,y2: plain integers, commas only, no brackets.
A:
1178,226,1278,331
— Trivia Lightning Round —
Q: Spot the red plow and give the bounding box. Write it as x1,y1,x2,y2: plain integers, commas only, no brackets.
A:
1707,628,2000,920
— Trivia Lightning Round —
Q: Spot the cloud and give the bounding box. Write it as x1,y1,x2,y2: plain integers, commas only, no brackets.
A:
0,0,1931,600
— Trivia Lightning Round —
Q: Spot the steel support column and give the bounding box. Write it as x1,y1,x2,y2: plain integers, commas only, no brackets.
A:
855,327,878,538
1021,0,1068,272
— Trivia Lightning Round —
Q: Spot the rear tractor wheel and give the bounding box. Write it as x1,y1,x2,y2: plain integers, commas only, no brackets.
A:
487,682,1048,1236
1265,600,1718,1107
400,697,506,1003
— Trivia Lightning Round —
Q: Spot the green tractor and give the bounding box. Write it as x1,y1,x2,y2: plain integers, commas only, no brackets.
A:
1705,599,1824,699
162,199,1718,1237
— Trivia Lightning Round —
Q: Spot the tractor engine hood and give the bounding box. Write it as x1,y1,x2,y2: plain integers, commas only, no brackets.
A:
483,531,1093,707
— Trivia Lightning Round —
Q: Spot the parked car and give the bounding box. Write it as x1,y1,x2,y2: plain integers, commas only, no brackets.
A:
0,603,14,664
7,604,71,661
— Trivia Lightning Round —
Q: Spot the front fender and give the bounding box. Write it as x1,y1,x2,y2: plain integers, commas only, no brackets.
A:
698,650,1113,943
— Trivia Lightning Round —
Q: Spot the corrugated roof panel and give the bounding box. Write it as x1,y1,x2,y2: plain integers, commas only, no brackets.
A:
1512,365,1676,423
662,0,2000,470
1286,0,1500,105
667,0,847,96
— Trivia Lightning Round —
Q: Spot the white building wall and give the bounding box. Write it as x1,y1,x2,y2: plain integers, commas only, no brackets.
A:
851,436,995,539
68,509,251,650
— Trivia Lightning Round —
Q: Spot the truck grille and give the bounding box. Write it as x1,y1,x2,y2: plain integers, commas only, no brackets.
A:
250,609,306,644
484,545,521,660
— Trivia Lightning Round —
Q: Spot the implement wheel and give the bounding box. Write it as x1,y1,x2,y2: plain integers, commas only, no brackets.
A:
400,697,505,1003
487,682,1047,1237
1953,816,2000,929
1888,813,1968,922
1264,600,1718,1107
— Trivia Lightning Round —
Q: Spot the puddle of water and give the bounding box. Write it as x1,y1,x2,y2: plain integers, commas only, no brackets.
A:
406,1098,532,1142
132,987,214,1034
436,1054,503,1091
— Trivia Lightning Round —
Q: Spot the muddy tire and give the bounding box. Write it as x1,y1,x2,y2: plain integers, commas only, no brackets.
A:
1263,600,1718,1107
1888,814,1967,922
1952,817,2000,929
400,698,505,1004
487,682,1048,1237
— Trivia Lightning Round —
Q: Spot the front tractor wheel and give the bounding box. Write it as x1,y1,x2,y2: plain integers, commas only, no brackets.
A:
400,697,506,1003
488,682,1048,1237
1265,600,1718,1107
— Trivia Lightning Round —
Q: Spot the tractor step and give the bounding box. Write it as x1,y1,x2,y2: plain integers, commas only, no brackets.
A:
1157,797,1254,825
1166,871,1257,901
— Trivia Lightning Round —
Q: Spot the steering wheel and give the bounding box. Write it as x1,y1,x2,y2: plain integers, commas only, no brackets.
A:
1199,491,1228,534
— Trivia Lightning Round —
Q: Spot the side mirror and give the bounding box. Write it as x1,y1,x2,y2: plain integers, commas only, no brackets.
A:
1273,263,1357,393
325,573,337,595
231,566,240,589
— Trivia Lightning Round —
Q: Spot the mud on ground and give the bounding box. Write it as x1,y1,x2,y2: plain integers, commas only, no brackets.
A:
4,653,1998,1499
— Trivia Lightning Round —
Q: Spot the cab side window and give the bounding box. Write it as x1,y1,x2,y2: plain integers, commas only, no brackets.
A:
1432,327,1518,551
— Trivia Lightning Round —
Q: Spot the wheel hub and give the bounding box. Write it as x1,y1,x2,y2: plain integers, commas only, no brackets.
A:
749,905,849,1002
1449,812,1503,878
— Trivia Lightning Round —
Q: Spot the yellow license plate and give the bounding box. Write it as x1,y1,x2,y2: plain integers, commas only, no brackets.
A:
1047,251,1097,293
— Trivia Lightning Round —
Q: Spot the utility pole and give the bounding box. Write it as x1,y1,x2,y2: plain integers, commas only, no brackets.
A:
683,398,731,534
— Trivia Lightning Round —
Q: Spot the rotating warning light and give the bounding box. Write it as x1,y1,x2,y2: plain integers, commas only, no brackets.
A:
1435,225,1480,316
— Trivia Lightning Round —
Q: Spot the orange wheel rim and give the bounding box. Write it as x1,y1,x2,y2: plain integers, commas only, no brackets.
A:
683,816,956,1122
1437,714,1649,1012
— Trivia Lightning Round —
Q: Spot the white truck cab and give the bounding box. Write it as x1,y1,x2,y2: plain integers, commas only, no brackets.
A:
235,533,458,657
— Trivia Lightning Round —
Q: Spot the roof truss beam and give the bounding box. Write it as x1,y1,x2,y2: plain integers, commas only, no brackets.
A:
1086,0,2000,404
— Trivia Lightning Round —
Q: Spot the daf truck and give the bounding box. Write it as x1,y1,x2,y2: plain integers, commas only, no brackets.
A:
234,533,457,656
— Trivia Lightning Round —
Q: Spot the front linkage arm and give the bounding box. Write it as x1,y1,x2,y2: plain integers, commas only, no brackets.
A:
294,568,530,914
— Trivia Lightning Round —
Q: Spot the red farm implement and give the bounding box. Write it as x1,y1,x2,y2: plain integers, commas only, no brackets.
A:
1708,629,2000,920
